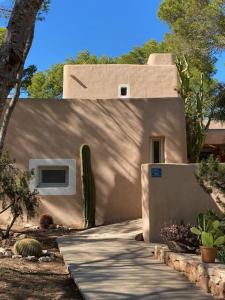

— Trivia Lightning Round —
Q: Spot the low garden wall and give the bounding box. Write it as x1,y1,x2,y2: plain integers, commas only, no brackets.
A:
155,245,225,299
141,164,221,242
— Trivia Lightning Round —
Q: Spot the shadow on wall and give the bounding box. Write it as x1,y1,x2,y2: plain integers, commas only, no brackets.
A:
142,163,223,243
4,98,186,227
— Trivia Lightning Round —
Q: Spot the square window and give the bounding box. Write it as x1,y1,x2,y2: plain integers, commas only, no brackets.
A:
120,87,127,96
118,84,130,98
38,166,69,188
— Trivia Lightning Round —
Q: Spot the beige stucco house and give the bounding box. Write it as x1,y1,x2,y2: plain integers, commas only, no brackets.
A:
2,53,189,227
201,121,225,161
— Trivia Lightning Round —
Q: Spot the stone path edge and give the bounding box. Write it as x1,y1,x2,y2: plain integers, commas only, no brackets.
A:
154,244,225,299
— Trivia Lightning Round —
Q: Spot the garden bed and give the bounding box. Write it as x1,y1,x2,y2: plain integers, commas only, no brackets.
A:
154,244,225,299
0,228,82,300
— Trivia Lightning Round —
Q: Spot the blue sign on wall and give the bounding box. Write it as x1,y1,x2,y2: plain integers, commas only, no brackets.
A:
151,168,162,178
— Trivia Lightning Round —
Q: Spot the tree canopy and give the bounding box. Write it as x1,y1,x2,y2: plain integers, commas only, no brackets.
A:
158,0,225,79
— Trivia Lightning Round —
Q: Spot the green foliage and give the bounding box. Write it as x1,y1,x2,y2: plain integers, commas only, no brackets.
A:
27,63,63,98
217,247,225,262
197,155,225,195
191,210,225,247
80,144,95,228
21,65,37,92
158,0,225,58
177,57,208,162
14,238,43,257
201,232,214,248
0,153,39,238
0,27,5,45
176,56,225,162
116,39,167,64
158,0,225,135
27,50,117,98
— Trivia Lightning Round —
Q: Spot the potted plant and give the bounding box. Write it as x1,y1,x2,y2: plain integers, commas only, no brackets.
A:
191,214,225,263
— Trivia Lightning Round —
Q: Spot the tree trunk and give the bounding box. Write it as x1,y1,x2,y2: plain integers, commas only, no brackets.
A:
4,213,18,238
0,27,34,150
0,0,43,118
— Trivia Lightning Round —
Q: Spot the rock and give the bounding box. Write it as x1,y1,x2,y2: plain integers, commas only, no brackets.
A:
13,233,21,238
49,251,56,258
12,255,22,259
23,223,35,229
4,250,13,258
42,250,49,255
38,256,53,263
18,234,27,239
0,252,4,258
25,256,38,262
0,247,5,253
42,250,56,258
135,233,144,241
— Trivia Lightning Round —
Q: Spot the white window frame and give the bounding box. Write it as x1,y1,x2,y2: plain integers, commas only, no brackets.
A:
118,84,130,98
29,159,76,195
150,138,165,163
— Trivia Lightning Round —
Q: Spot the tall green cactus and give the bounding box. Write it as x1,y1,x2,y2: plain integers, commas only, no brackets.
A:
176,56,208,163
80,144,96,228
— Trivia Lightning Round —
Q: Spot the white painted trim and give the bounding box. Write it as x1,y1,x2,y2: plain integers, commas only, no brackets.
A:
29,159,76,195
118,84,130,98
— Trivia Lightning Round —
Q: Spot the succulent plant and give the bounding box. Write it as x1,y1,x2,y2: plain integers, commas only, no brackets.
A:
39,214,54,229
80,144,96,228
160,223,199,253
191,215,225,248
14,238,43,257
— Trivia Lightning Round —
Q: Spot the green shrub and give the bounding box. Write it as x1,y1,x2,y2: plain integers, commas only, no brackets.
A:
14,238,43,257
197,155,225,195
191,211,225,248
217,248,225,263
0,152,39,239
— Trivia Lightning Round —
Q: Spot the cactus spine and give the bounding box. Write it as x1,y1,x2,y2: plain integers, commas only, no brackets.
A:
80,144,96,228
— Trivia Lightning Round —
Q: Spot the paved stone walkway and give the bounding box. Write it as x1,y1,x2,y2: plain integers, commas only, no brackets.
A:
58,219,213,300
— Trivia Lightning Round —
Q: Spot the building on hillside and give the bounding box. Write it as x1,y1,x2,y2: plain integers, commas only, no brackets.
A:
201,121,225,162
2,54,189,227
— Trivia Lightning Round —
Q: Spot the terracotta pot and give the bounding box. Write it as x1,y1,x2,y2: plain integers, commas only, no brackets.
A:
200,246,217,263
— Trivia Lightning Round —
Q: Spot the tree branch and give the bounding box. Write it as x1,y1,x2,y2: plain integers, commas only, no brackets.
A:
0,203,12,215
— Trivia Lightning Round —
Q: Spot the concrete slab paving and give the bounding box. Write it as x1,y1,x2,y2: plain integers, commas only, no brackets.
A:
58,219,213,300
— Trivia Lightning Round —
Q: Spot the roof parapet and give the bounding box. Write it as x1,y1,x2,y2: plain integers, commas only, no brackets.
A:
147,53,176,66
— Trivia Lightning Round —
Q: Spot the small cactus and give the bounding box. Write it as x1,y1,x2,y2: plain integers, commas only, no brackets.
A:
39,214,54,229
14,238,43,257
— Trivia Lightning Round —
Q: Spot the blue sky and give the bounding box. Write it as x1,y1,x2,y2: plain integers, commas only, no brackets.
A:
8,0,225,81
